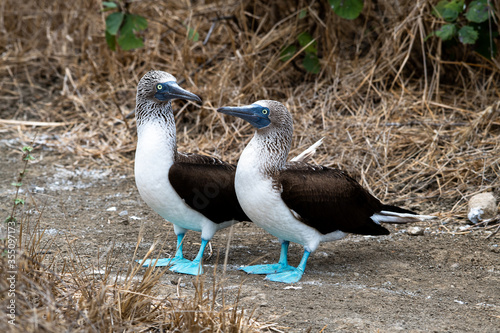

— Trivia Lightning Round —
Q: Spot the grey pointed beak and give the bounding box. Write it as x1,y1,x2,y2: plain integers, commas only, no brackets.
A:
155,81,202,103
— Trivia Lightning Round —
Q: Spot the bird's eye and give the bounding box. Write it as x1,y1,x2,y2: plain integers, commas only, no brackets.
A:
262,109,269,115
156,84,163,90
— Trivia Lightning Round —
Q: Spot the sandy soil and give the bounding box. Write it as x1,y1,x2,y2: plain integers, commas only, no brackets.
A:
1,138,499,332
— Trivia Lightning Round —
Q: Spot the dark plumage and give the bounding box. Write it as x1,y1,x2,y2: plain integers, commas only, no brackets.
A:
169,155,249,223
278,164,390,235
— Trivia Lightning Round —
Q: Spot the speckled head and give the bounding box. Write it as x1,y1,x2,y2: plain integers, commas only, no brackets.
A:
135,70,201,126
217,100,294,172
136,70,201,104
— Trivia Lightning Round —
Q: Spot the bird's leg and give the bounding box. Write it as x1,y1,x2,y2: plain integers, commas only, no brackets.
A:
265,249,310,283
241,240,294,275
169,238,209,275
277,240,289,266
140,233,191,267
172,233,185,260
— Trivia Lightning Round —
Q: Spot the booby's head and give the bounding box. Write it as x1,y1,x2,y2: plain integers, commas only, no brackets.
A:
217,100,293,132
136,70,201,104
218,100,294,171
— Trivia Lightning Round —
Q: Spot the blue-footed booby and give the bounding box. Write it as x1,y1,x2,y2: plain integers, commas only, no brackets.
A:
134,70,250,275
217,100,437,283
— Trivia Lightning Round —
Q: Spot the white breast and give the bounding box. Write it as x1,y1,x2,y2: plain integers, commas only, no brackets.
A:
235,139,344,252
134,121,210,234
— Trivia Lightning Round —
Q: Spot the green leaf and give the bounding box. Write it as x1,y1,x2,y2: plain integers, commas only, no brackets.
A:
458,25,479,44
15,198,24,205
5,216,16,223
116,14,147,50
303,53,320,74
22,146,33,152
23,155,35,161
102,1,118,11
299,9,308,19
117,31,144,51
466,0,490,23
280,45,297,61
435,24,457,41
188,27,199,42
129,14,148,31
120,14,147,36
103,1,118,8
11,182,22,187
105,12,124,35
329,0,364,20
432,0,464,22
105,30,116,51
297,32,317,54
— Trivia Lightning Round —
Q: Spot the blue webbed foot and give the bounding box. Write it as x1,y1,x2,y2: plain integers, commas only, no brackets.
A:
169,238,209,276
264,249,311,283
265,267,304,283
169,260,203,275
241,263,294,275
242,241,292,275
137,233,189,268
138,256,191,267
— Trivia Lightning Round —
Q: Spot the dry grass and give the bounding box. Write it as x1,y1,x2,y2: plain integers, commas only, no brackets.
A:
1,0,498,216
0,0,499,330
1,0,499,207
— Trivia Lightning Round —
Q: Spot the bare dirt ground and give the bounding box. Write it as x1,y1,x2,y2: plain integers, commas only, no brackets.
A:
1,137,499,332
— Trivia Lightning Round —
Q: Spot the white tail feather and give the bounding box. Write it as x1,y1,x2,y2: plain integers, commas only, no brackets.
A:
291,137,324,163
371,211,437,224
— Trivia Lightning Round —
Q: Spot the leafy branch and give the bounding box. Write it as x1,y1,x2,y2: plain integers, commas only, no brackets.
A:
5,146,35,224
427,0,498,59
279,1,364,74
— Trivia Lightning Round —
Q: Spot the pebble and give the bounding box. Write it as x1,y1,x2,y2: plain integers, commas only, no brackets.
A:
407,226,424,236
468,192,497,224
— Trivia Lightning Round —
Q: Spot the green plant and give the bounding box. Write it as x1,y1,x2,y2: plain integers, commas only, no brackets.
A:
428,0,498,59
280,29,321,74
5,146,34,225
329,0,364,20
103,1,148,51
280,1,364,74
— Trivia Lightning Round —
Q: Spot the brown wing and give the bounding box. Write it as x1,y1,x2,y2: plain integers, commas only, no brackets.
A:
279,163,389,235
169,153,249,223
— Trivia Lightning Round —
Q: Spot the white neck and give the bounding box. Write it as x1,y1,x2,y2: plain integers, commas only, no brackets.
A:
238,127,292,178
135,100,177,165
134,100,177,202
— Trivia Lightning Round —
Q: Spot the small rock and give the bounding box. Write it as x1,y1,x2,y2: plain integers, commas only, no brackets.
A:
119,210,128,216
407,226,424,236
106,206,117,212
468,192,497,224
284,286,302,290
31,186,45,193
